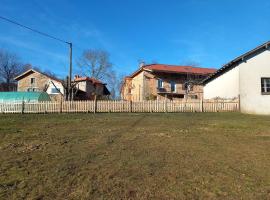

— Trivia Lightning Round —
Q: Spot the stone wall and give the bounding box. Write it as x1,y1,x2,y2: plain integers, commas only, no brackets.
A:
121,70,206,101
17,71,50,92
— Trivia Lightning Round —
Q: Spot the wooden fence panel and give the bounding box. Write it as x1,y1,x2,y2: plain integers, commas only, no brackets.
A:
0,102,22,113
0,99,239,114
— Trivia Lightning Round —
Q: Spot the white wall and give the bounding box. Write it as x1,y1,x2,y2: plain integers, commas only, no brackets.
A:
239,49,270,115
46,80,64,95
204,66,239,99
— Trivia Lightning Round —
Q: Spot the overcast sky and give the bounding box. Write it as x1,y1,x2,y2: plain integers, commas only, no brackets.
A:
0,0,270,78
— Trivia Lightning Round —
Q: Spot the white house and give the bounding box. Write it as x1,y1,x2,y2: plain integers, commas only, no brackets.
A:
203,41,270,115
46,79,64,101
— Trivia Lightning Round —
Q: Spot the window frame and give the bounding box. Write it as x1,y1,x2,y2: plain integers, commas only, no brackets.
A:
261,77,270,95
27,87,39,92
170,81,176,92
30,77,35,84
157,79,164,89
51,87,61,94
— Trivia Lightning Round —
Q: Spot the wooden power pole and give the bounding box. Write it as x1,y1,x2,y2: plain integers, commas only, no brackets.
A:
68,42,73,101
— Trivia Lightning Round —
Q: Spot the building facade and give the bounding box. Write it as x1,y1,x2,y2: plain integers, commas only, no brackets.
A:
73,76,110,100
121,64,216,101
14,69,64,101
203,41,270,115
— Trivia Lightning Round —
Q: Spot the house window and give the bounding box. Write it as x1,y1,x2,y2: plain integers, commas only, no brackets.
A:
157,79,163,88
27,88,38,92
190,95,198,99
51,88,60,94
170,81,176,92
30,78,35,84
261,78,270,94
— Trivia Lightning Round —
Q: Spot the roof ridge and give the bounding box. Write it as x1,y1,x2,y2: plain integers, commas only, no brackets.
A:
203,40,270,85
143,63,216,70
14,68,62,83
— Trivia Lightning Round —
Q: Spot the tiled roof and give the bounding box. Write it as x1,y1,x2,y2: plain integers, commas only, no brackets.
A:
144,64,216,74
74,77,104,85
128,64,216,78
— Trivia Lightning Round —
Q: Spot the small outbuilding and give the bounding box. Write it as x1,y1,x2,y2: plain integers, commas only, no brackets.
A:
0,92,51,103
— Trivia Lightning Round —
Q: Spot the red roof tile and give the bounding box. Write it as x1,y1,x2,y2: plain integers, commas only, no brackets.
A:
128,64,216,78
144,64,216,75
74,77,104,84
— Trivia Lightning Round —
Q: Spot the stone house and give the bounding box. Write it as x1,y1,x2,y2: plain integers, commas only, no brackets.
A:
73,75,110,100
121,64,216,101
14,69,64,101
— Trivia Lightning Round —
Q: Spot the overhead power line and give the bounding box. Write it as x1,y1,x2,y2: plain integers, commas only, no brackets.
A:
0,15,70,44
0,15,74,100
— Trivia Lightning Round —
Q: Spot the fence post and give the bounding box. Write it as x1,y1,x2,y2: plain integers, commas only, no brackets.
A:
129,100,133,113
238,95,241,112
94,96,97,113
21,100,25,114
165,99,168,113
59,100,63,113
200,98,204,112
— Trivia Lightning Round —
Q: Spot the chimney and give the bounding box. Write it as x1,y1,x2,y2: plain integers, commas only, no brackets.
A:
74,75,80,79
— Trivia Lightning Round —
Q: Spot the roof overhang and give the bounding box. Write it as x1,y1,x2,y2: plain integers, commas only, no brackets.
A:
150,69,213,76
14,69,36,80
128,67,144,78
202,40,270,85
14,69,62,83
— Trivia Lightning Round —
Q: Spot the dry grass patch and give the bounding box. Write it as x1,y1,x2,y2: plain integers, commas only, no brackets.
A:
0,113,270,199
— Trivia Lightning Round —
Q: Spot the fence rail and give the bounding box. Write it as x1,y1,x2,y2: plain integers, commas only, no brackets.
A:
0,99,239,114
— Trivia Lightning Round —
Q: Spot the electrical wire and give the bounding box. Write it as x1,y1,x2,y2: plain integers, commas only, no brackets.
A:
0,15,70,44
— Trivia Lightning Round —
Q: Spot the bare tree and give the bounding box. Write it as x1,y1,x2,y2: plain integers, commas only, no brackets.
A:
43,69,58,80
77,49,113,80
0,49,24,91
106,71,125,99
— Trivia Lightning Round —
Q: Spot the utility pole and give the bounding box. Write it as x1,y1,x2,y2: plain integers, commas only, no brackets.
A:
68,42,73,101
0,16,74,100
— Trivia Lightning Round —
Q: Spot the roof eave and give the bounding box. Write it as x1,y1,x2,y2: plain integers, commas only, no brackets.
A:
202,40,270,85
150,69,215,76
14,68,62,83
14,69,36,80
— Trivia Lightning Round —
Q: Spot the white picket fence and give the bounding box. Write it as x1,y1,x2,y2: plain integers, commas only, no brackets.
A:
0,99,239,114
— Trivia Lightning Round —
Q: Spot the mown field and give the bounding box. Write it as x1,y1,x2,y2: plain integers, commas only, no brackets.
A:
0,113,269,200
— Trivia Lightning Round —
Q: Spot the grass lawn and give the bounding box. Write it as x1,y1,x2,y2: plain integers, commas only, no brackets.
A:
0,113,269,199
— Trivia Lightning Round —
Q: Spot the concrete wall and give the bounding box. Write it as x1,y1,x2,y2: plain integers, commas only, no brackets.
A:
204,48,270,115
239,49,270,115
204,66,240,99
